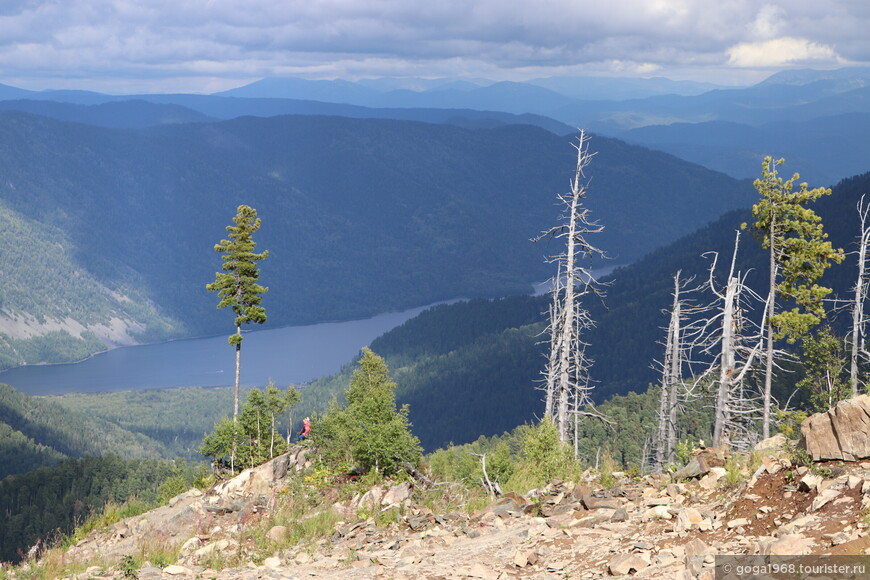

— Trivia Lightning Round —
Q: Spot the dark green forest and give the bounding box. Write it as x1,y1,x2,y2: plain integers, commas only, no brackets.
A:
0,455,185,563
0,383,168,479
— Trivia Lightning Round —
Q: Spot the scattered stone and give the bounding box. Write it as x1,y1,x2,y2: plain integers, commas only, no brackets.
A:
358,485,386,509
383,482,413,506
572,510,615,528
727,518,751,529
162,565,192,576
760,456,786,475
684,538,716,576
811,488,842,511
462,563,500,579
608,553,649,575
610,508,629,522
266,525,286,543
193,539,230,558
674,508,705,532
674,448,727,481
762,534,815,555
642,505,673,520
665,483,681,497
799,472,824,493
829,532,853,546
136,566,162,580
698,467,727,490
584,496,622,510
513,548,538,567
755,433,788,451
178,536,201,556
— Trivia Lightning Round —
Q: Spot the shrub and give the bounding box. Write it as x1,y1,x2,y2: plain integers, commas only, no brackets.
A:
599,449,618,488
504,418,579,492
314,348,422,477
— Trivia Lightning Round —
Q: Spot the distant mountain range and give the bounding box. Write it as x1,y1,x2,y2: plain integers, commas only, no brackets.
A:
618,112,870,186
2,66,869,185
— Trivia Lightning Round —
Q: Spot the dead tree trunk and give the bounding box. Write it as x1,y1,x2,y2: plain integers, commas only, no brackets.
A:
655,273,682,472
654,271,707,471
536,131,605,443
851,196,870,396
705,233,764,449
544,280,561,418
762,215,777,440
713,274,737,446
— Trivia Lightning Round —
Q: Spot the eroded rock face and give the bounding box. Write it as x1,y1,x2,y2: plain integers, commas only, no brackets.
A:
799,395,870,461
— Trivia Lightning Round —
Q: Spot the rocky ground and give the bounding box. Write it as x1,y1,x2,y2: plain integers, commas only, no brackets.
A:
14,437,870,580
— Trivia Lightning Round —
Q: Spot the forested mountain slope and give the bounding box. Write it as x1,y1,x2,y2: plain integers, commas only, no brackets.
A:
289,170,870,450
0,112,751,369
0,98,215,128
48,386,238,460
0,454,182,564
0,383,169,479
620,112,870,186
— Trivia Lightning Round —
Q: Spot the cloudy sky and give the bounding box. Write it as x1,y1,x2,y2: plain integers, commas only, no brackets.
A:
1,0,868,94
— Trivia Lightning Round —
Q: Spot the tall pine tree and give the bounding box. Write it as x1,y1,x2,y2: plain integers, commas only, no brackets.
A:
207,205,269,420
746,157,843,438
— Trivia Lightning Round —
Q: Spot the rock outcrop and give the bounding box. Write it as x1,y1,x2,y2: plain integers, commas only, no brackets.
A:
799,395,870,461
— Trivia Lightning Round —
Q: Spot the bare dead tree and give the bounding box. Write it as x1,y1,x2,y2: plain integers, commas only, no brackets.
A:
651,270,710,472
470,452,502,497
534,131,606,442
542,262,564,418
850,195,870,396
701,233,766,448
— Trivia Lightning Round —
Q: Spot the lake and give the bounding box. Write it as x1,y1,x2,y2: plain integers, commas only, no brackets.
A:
1,265,623,397
0,303,444,396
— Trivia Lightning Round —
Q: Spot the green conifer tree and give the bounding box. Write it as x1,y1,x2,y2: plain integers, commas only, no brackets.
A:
798,326,849,413
206,205,268,420
315,348,421,476
745,157,844,437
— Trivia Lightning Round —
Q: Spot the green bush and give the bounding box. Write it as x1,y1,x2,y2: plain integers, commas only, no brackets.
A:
313,348,422,477
504,418,579,493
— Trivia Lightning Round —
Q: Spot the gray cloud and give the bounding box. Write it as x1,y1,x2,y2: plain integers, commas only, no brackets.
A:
0,0,867,92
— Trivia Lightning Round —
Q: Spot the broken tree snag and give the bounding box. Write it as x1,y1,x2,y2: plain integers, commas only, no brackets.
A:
401,461,433,487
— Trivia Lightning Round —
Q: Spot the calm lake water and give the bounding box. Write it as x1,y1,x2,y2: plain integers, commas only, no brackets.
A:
1,265,623,397
0,304,443,396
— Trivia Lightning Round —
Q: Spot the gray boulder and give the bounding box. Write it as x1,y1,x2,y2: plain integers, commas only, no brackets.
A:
799,395,870,461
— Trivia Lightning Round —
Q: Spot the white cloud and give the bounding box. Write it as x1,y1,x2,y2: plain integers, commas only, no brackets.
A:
749,5,785,40
727,37,842,68
0,0,867,91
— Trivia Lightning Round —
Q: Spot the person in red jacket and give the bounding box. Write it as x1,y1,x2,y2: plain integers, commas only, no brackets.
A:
298,417,311,441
